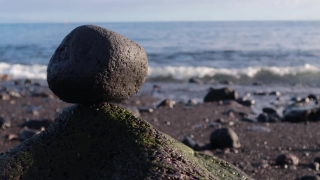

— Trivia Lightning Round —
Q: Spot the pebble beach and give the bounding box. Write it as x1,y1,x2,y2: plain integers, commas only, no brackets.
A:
1,77,320,179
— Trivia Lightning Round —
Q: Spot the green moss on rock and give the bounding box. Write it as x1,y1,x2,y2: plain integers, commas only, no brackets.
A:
0,103,252,180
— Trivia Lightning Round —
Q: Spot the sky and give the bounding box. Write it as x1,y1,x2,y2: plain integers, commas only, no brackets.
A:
0,0,320,23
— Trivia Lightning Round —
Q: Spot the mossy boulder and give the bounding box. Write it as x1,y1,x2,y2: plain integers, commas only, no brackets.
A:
0,103,252,180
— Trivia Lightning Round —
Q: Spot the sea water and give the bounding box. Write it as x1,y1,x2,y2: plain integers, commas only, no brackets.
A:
1,21,320,108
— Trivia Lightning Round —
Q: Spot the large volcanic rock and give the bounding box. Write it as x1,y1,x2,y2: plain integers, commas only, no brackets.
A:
47,25,148,103
0,104,251,180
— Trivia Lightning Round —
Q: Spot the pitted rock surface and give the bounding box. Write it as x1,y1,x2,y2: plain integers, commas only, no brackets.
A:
47,25,148,103
0,103,252,180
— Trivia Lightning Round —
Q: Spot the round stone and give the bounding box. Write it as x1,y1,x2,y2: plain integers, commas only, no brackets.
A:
47,25,148,103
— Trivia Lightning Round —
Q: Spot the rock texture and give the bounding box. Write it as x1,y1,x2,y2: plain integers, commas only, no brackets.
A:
47,25,148,103
0,103,252,180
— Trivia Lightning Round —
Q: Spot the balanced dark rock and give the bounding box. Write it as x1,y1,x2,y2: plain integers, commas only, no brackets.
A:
0,25,252,179
47,25,148,103
210,127,241,149
204,87,238,102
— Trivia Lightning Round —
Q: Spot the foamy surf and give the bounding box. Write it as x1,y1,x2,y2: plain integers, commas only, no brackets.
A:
1,62,320,86
0,62,47,79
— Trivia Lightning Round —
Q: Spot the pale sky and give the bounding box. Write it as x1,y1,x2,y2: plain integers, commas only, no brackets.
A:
1,0,320,23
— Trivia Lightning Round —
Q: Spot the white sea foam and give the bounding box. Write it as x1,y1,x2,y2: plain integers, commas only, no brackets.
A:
0,62,47,79
148,64,320,79
0,62,320,82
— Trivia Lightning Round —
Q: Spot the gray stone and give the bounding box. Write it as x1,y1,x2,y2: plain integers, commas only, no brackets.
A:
0,117,10,129
182,136,200,150
210,127,241,149
47,25,148,103
275,153,299,166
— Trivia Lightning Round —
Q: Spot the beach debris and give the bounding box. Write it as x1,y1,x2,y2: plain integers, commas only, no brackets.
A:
248,125,271,132
47,25,148,103
157,99,176,108
6,133,19,141
275,153,299,166
210,127,241,149
0,93,10,100
204,87,238,102
0,74,10,81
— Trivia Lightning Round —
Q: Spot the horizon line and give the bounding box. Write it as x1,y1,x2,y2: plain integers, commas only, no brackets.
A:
1,19,320,24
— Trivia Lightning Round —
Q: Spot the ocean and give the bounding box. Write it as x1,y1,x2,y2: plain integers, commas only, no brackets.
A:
1,21,320,109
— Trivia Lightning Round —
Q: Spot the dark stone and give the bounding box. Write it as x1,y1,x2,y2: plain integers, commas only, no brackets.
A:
308,94,319,101
0,117,10,129
300,175,320,180
241,118,257,123
47,25,148,103
138,107,154,113
253,91,267,96
0,103,252,179
182,136,200,150
237,99,255,107
210,127,241,149
20,119,53,130
313,157,320,164
262,107,277,114
219,80,233,85
283,105,320,122
275,153,299,166
252,82,264,86
19,129,40,141
204,87,238,102
189,78,203,84
24,79,32,85
269,91,281,96
309,162,319,171
257,113,268,122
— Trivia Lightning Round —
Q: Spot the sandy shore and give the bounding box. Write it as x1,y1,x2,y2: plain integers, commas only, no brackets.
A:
1,79,320,180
